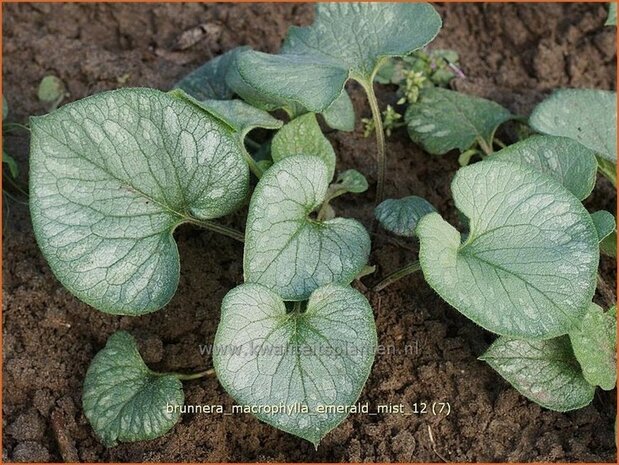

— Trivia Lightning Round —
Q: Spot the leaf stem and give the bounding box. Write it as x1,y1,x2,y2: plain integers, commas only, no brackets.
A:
188,219,245,243
361,80,386,204
596,156,617,187
241,145,264,179
159,368,215,381
373,260,421,292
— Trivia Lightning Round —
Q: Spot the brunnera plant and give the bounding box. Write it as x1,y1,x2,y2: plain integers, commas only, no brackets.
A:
227,2,442,201
375,120,616,410
26,1,616,451
30,86,374,444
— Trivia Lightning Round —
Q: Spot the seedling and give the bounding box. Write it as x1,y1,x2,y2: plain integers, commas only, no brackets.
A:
227,2,442,201
375,130,614,410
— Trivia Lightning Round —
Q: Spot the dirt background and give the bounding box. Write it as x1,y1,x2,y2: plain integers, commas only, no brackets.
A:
2,2,617,463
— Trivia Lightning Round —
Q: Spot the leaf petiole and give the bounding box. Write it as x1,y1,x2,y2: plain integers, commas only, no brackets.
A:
163,368,215,381
187,219,245,242
373,260,421,292
360,79,387,204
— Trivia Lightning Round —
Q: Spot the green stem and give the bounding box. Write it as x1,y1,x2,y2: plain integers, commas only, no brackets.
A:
373,260,421,292
493,138,507,149
477,136,493,156
188,219,245,243
158,368,215,381
241,145,264,179
597,156,617,187
361,80,386,204
245,137,261,151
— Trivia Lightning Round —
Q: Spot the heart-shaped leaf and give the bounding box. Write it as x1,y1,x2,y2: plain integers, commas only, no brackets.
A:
416,160,599,339
82,331,184,447
271,113,336,180
244,155,371,301
569,303,617,390
30,88,249,315
174,46,248,101
493,135,598,201
405,87,513,155
213,283,377,446
479,336,595,412
229,3,441,112
529,88,617,163
375,196,436,237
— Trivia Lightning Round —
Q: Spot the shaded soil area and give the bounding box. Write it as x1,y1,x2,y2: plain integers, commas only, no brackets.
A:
2,3,617,462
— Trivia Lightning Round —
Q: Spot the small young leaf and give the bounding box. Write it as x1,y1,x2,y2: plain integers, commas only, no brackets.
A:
321,90,355,132
493,135,598,201
174,46,248,101
529,89,617,163
30,88,249,315
480,336,595,412
83,331,184,447
271,113,336,180
214,283,377,446
569,303,617,390
590,210,616,242
405,87,512,155
37,75,66,104
229,3,441,112
332,169,368,194
417,160,599,339
375,196,436,237
244,155,371,301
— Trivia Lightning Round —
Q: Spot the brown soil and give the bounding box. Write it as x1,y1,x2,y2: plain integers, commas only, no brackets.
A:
2,3,617,463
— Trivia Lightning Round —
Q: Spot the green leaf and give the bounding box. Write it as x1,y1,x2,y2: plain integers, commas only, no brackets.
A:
606,3,616,26
168,90,283,139
173,47,248,101
37,75,66,104
229,3,441,112
271,113,336,180
199,98,282,138
82,331,184,447
416,160,599,339
529,88,617,163
480,336,595,412
332,169,368,194
591,210,616,242
244,155,371,301
493,135,598,201
322,90,355,132
405,87,513,155
600,231,617,258
213,283,377,446
375,196,436,237
29,88,249,315
569,303,617,390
